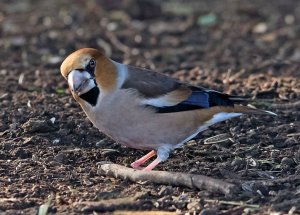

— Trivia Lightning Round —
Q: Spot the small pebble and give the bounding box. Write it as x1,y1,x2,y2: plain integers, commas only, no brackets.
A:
187,201,200,210
52,139,60,144
50,117,56,124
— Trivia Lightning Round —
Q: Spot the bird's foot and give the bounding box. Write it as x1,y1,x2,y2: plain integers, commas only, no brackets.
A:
141,158,161,171
131,150,156,170
130,161,143,170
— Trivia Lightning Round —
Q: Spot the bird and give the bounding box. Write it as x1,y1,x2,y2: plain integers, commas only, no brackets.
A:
60,48,276,171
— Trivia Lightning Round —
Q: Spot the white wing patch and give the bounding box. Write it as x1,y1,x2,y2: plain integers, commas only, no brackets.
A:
141,95,177,107
141,88,189,107
208,112,242,124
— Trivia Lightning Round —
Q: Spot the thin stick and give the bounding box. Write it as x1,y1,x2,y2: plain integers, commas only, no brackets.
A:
100,164,239,195
204,199,259,208
271,101,300,109
74,197,138,212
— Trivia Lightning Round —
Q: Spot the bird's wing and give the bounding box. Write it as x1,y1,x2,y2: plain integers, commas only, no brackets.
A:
122,66,244,113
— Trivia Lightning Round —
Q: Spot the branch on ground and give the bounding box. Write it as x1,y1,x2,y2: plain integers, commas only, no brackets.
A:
100,164,239,195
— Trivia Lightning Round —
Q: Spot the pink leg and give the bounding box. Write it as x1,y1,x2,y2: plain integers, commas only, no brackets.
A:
131,150,156,169
142,157,161,171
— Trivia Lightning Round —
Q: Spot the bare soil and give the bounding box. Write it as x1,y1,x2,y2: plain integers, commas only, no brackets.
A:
0,0,300,214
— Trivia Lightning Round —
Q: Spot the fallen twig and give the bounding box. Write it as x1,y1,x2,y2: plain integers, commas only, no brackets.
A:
204,133,232,145
204,199,259,208
74,192,149,212
100,164,239,195
287,132,300,137
271,101,300,109
74,197,139,212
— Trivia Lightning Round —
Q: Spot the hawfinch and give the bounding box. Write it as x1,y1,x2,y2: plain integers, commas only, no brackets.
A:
60,48,276,171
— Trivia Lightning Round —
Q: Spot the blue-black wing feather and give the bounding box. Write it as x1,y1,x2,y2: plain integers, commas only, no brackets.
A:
155,86,241,113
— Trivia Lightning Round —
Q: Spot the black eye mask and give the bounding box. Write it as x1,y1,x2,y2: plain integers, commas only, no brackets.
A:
86,59,96,77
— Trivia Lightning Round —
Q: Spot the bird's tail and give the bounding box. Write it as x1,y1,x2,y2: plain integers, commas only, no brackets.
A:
195,105,276,128
231,105,277,116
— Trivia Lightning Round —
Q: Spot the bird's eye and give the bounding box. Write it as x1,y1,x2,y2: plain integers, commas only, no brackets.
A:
89,59,96,68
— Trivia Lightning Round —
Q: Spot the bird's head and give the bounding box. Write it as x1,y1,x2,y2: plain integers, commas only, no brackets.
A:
60,48,118,104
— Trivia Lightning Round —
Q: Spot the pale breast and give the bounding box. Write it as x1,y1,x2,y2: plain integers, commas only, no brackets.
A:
80,89,201,150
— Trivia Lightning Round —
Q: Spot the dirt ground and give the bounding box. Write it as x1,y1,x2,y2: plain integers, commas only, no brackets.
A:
0,0,300,214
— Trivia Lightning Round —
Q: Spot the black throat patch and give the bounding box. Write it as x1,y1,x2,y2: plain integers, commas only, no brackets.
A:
79,86,100,106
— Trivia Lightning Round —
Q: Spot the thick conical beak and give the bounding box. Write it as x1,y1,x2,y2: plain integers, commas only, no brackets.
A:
68,70,90,95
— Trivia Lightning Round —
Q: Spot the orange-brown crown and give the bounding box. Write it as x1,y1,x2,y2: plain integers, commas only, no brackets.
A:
60,48,117,93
